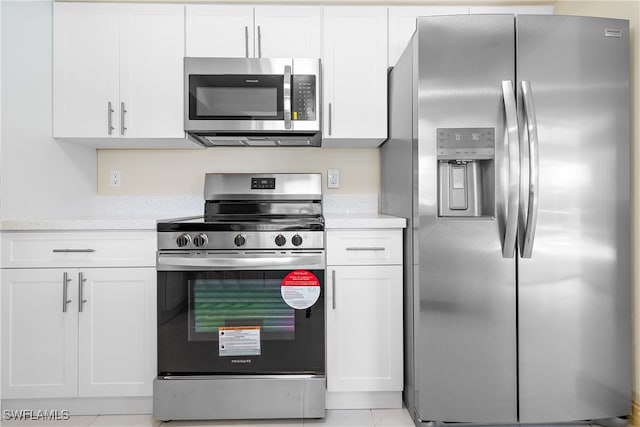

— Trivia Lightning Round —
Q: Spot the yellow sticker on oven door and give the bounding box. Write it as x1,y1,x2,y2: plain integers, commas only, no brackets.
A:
281,270,320,310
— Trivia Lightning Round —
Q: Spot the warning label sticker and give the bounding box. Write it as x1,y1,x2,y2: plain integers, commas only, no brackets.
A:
219,326,261,357
281,270,321,310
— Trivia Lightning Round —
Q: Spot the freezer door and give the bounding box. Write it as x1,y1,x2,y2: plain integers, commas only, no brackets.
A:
516,15,631,423
415,15,518,423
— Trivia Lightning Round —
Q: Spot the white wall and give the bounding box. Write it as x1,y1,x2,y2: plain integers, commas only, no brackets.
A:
1,0,96,220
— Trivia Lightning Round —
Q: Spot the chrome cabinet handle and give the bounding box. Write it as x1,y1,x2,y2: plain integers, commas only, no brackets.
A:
78,272,88,313
120,102,127,135
345,247,385,252
53,249,95,253
62,272,72,313
244,26,250,58
501,80,520,259
257,25,262,58
520,80,539,259
107,102,114,135
284,65,292,130
328,103,332,136
331,270,336,310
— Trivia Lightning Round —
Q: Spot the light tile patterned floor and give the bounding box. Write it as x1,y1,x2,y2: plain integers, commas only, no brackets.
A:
0,409,415,427
0,410,625,427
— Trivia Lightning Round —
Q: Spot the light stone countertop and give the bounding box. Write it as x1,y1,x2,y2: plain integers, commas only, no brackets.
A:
0,194,405,231
324,212,406,229
0,216,160,231
0,213,407,231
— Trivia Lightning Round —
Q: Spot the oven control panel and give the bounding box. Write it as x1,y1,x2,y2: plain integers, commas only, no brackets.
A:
159,231,325,250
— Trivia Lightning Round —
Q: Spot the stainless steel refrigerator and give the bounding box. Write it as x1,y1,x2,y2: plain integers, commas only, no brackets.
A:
381,14,630,424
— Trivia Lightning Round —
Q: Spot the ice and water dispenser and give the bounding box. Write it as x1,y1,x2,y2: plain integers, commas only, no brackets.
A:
437,128,495,217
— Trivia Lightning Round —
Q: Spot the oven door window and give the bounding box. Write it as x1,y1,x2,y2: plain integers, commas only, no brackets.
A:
189,74,284,120
157,269,324,375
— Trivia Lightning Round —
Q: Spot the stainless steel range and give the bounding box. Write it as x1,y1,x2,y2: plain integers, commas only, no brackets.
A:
153,173,325,421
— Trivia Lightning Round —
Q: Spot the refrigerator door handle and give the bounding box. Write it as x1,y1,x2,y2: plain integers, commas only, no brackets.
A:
501,80,520,258
519,80,539,258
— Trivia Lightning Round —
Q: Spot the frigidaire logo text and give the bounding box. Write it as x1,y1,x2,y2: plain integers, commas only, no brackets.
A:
245,80,259,83
231,359,252,364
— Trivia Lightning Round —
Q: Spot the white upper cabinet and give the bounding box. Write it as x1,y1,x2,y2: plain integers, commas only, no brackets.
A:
53,3,185,141
118,4,185,139
53,3,119,138
186,5,254,57
254,7,322,58
468,5,554,14
322,7,388,147
186,5,322,59
388,7,469,67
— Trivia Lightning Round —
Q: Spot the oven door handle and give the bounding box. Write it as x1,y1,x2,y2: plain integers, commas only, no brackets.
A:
157,253,325,270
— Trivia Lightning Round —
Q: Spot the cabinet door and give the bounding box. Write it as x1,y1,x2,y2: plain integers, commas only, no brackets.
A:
326,265,403,392
388,7,469,67
468,6,553,14
53,2,119,138
78,268,156,397
119,4,185,138
186,5,254,57
1,269,78,398
254,7,322,58
322,7,388,147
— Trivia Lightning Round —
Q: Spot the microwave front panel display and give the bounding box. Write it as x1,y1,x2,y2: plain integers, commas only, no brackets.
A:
292,75,316,121
189,74,284,121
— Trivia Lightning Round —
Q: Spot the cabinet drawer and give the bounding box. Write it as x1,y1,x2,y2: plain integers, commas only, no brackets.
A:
1,231,156,268
326,230,402,265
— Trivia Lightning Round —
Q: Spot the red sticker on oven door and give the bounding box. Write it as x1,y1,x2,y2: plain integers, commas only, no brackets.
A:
281,270,320,310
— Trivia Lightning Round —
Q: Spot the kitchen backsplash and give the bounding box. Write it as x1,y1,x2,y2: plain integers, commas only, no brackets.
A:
96,147,380,196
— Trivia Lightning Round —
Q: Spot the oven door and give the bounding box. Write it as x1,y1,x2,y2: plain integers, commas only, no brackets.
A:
156,251,325,376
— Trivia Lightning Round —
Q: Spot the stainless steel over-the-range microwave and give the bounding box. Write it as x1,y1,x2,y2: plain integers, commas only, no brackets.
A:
184,57,321,147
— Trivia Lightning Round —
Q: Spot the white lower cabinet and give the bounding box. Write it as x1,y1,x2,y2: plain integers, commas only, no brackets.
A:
0,231,157,402
1,267,156,399
2,269,78,399
325,229,403,408
326,265,403,392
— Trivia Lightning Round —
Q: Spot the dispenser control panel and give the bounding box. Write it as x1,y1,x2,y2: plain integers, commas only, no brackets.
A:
437,128,495,160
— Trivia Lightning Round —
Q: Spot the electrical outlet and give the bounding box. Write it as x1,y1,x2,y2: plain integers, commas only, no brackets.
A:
110,170,122,188
327,169,340,189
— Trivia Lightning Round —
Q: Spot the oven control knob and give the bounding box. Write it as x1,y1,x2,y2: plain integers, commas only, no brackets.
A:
234,234,246,247
275,234,287,247
291,234,303,247
176,233,192,248
193,233,208,248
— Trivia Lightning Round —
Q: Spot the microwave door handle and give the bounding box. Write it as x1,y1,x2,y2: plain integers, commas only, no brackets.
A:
284,65,292,130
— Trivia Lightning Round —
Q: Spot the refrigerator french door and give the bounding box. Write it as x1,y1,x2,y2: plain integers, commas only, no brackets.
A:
381,14,630,424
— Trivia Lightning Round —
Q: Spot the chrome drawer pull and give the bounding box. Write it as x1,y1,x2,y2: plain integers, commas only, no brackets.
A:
52,249,96,253
345,247,386,252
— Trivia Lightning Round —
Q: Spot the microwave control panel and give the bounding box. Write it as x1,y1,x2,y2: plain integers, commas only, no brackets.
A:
292,75,316,121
